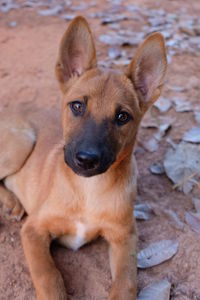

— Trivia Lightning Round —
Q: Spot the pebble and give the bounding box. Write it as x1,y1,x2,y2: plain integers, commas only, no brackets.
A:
61,14,76,21
38,5,62,17
1,2,19,13
150,163,165,175
108,47,121,59
8,21,17,27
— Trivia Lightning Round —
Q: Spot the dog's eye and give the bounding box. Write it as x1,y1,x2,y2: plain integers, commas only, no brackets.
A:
116,111,131,126
70,101,85,116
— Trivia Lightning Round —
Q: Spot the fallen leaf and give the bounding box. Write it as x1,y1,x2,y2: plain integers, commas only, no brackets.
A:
101,14,127,25
150,163,165,175
173,97,192,112
169,85,186,93
99,32,144,46
180,26,196,36
143,137,159,152
134,204,154,221
164,210,184,230
194,111,200,124
61,14,76,21
0,1,19,13
154,123,171,140
183,127,200,143
164,142,200,194
108,47,121,59
154,97,172,113
186,212,200,234
192,198,200,213
112,58,131,66
137,239,179,269
8,21,17,27
39,5,62,16
137,279,171,300
71,3,88,11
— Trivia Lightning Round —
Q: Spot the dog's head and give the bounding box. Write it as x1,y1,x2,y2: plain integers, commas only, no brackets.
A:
56,16,167,177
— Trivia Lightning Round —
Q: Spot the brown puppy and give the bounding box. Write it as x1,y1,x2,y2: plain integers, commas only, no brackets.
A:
0,16,167,300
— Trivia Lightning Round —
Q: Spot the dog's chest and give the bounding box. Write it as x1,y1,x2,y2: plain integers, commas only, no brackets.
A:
58,221,97,251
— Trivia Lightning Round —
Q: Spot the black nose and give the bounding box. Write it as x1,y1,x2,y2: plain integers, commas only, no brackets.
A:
75,151,100,170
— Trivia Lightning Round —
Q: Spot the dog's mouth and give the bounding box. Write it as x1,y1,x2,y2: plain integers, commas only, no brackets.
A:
64,147,116,177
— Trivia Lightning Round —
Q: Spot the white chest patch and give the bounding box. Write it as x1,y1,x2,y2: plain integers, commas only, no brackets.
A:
58,222,86,251
73,222,86,251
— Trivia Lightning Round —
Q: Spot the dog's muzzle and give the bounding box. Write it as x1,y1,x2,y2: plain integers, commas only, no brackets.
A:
75,150,100,170
64,145,116,177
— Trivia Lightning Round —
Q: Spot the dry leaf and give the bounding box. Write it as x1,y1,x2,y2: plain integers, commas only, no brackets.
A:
39,5,62,16
164,210,184,230
154,97,172,113
194,111,200,124
134,204,154,221
164,142,200,194
108,47,121,59
186,212,200,234
192,198,200,213
173,98,192,112
137,240,179,269
101,14,127,25
137,279,171,300
183,127,200,143
143,137,159,152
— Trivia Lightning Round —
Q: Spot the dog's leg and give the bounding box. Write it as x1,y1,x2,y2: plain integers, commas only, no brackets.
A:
0,183,24,221
21,217,67,300
107,222,137,300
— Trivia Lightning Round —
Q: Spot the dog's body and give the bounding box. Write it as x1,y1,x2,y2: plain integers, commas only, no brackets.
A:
0,17,167,300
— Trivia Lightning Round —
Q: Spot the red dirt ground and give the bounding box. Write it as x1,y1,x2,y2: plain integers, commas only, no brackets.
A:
0,0,200,299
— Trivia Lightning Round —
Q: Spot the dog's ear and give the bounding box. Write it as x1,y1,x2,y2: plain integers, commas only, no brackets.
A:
126,33,167,113
56,16,97,91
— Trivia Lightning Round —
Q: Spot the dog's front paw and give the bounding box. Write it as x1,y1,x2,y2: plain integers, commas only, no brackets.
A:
109,280,136,300
34,268,67,300
0,189,24,221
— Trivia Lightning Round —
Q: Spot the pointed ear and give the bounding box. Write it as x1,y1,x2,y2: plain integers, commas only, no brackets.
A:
55,16,97,91
126,33,167,112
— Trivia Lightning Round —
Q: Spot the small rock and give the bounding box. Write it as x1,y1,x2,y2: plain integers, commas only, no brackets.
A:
61,14,76,21
38,5,62,17
150,163,165,175
8,21,17,27
108,47,121,59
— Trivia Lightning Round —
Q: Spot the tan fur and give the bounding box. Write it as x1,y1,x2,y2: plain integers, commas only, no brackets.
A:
0,16,167,299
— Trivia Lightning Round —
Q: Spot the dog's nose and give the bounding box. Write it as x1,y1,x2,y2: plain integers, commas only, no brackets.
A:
75,151,100,170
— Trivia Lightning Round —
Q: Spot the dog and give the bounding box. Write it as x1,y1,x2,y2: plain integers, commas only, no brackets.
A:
0,16,167,300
